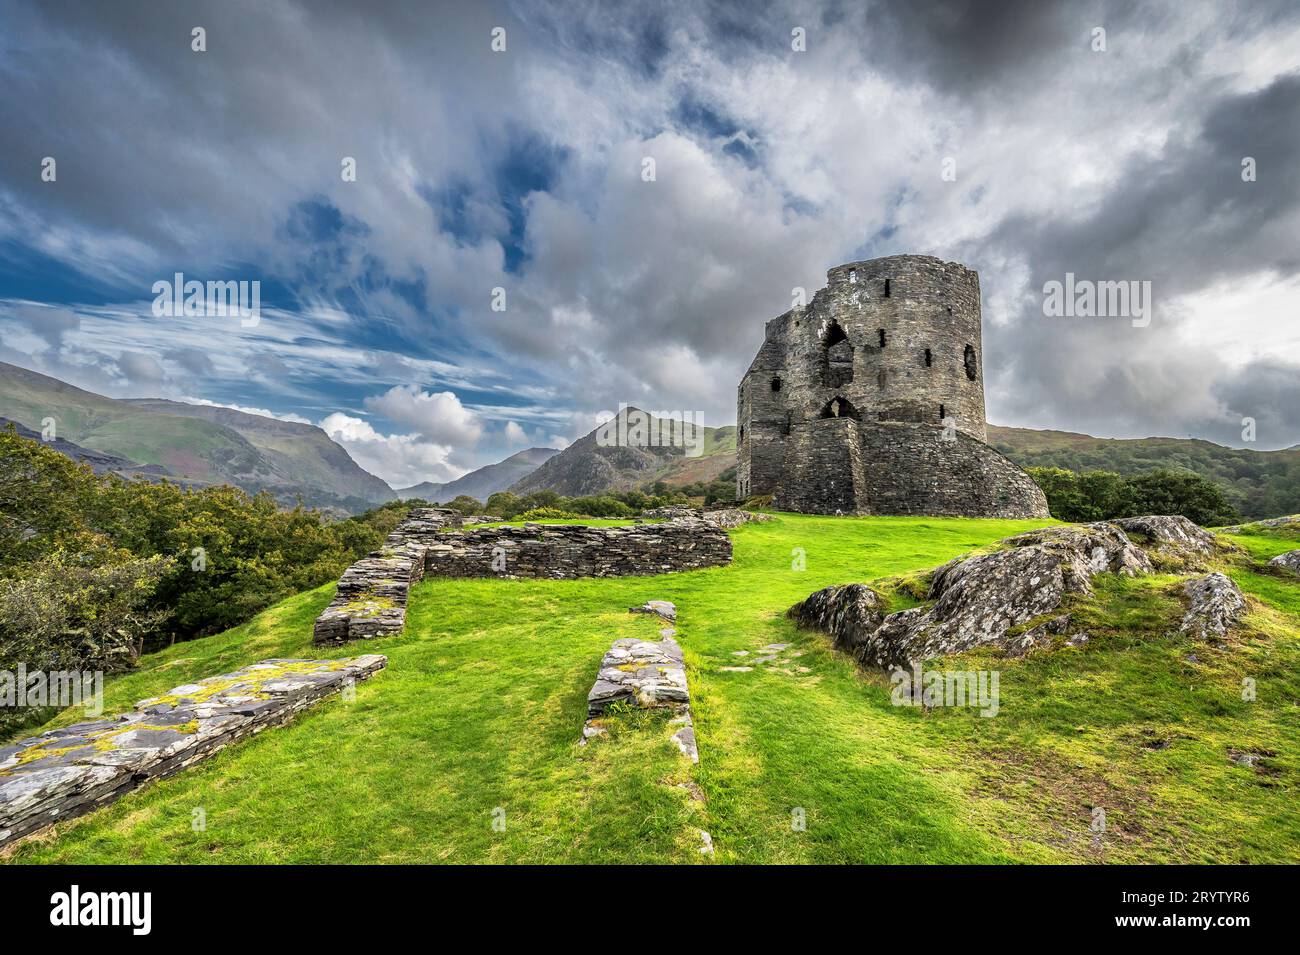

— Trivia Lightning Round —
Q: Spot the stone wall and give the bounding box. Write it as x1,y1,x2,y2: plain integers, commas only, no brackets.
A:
315,508,733,644
0,655,386,850
425,520,731,580
313,507,459,644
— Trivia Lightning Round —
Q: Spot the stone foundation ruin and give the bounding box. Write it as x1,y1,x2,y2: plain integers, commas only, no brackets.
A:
314,508,732,644
0,655,386,850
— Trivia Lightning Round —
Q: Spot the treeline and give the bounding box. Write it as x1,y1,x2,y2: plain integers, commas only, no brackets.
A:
1,426,408,686
995,433,1300,519
1027,467,1238,525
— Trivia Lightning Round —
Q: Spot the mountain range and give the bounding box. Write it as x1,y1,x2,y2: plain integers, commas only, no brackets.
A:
0,361,393,514
3,362,1296,519
396,446,560,502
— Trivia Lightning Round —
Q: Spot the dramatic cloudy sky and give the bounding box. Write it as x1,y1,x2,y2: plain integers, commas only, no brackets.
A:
1,0,1298,486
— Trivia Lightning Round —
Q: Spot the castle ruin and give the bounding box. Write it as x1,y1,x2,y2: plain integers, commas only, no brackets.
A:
736,254,1050,518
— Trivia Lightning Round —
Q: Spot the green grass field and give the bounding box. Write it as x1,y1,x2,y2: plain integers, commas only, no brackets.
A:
6,514,1298,864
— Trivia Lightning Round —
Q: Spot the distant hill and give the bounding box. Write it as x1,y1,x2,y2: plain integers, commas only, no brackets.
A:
397,447,559,502
988,425,1300,519
509,409,736,497
0,415,174,482
0,361,394,514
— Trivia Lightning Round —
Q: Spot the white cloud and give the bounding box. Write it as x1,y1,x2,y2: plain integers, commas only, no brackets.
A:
318,411,466,488
362,384,484,446
180,397,311,424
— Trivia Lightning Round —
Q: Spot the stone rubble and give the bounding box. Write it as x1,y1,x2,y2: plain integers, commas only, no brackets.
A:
581,607,698,763
0,655,386,851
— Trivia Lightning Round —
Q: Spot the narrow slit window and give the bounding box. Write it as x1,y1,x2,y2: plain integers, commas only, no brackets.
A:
884,278,891,297
878,329,886,347
939,404,946,421
924,348,932,367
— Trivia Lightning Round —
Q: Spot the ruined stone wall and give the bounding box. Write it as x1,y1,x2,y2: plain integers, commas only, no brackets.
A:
425,521,732,580
0,656,386,849
315,509,734,644
855,423,1048,518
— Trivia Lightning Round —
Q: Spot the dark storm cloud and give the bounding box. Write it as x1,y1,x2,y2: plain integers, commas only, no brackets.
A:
1,0,1298,464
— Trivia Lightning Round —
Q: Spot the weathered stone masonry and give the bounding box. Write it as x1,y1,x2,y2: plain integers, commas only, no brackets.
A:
737,254,1049,518
0,655,386,850
314,508,732,643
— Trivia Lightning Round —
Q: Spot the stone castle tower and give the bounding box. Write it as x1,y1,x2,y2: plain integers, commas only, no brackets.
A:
736,254,1050,518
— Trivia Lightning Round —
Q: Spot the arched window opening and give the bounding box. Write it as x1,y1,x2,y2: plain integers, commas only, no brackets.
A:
964,344,977,381
770,376,782,392
820,320,854,387
924,348,932,367
818,396,861,421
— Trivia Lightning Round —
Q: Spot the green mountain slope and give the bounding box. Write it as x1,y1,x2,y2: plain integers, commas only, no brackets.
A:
509,410,736,496
989,425,1300,519
396,447,559,503
0,361,393,513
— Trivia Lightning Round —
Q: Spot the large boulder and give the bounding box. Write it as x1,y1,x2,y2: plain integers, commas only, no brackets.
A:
1110,515,1218,567
1267,550,1300,575
1179,573,1247,641
787,584,887,659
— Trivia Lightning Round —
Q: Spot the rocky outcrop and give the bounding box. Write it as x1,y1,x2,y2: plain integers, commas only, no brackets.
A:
1110,515,1218,568
1220,515,1300,534
582,625,697,763
1179,573,1247,641
0,656,386,850
790,518,1245,668
1267,550,1300,575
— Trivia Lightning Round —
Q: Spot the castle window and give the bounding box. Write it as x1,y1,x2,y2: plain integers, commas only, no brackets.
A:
739,426,744,442
819,396,861,420
771,376,782,392
939,404,946,421
821,320,854,387
781,411,792,435
964,344,977,381
924,348,932,367
884,278,891,297
878,329,886,347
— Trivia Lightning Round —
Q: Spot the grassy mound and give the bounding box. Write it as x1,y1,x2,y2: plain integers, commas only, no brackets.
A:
6,514,1298,864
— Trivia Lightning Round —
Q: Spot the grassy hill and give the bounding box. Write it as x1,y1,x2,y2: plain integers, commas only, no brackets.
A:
0,362,394,513
989,425,1300,520
7,513,1297,864
511,411,738,496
